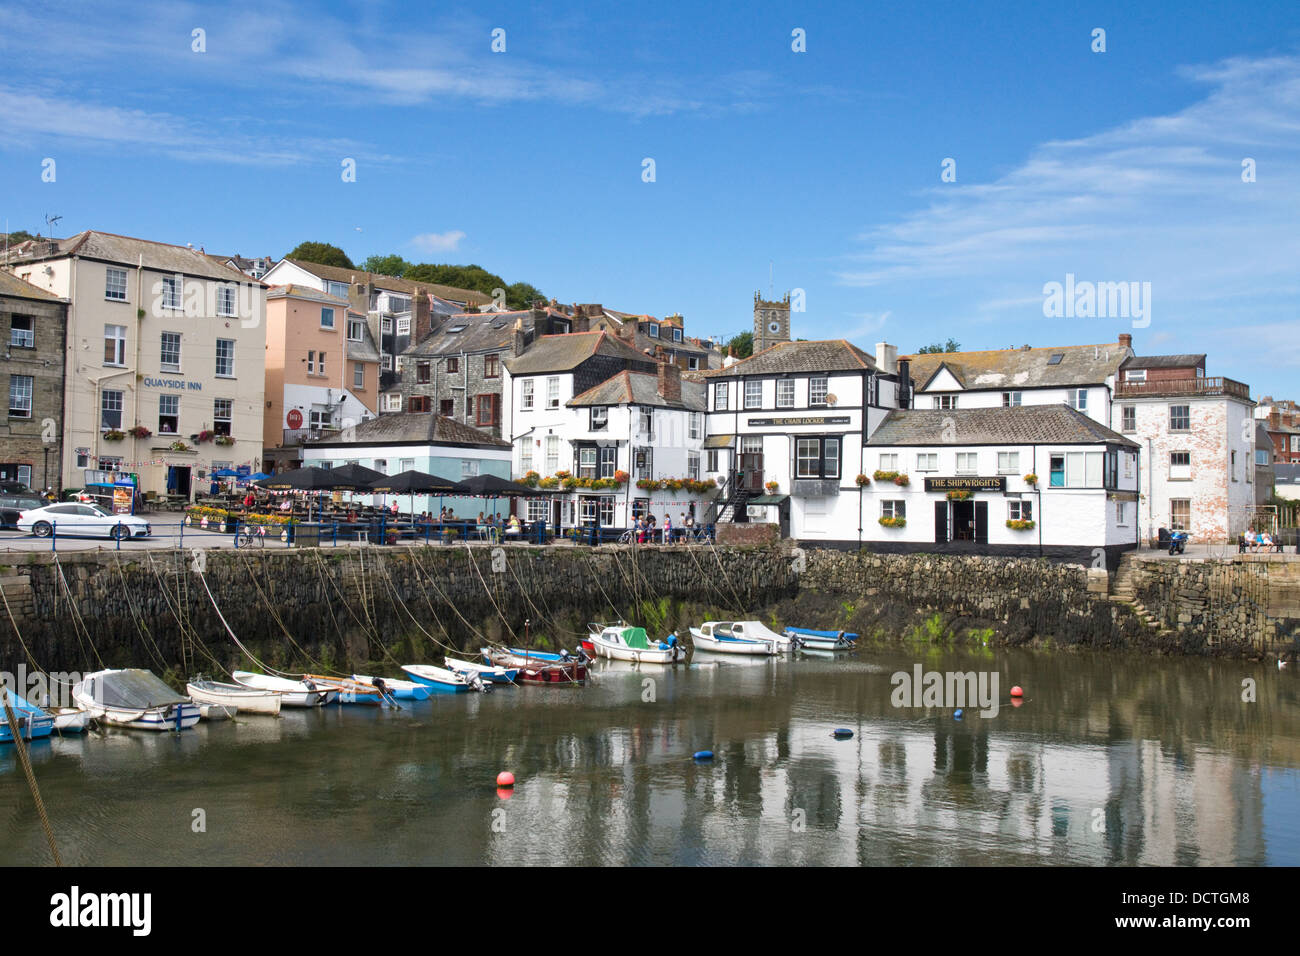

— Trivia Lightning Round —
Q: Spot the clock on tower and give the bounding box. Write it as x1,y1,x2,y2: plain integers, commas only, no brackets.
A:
753,291,792,354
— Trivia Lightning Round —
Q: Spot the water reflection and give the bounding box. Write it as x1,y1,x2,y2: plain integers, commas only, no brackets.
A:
0,647,1295,866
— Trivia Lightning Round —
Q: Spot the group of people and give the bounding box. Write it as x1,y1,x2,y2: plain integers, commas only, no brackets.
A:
633,511,696,544
1243,529,1281,553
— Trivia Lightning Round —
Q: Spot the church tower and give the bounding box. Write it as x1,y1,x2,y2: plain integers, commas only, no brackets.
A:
753,291,792,354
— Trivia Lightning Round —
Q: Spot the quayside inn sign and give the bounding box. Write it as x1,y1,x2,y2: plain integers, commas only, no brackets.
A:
924,476,1007,492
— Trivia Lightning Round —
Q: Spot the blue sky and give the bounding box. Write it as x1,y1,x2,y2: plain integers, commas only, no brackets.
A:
2,0,1298,395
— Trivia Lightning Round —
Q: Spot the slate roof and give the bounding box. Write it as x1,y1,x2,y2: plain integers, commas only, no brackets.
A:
6,230,254,282
903,341,1130,392
310,413,509,449
504,331,650,375
867,405,1139,448
266,283,350,306
1275,463,1300,485
0,269,64,302
568,371,706,411
702,340,876,377
346,313,381,364
1121,354,1206,370
280,258,493,307
405,311,524,357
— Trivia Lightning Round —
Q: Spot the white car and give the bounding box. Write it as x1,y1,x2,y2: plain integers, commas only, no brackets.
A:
17,503,151,540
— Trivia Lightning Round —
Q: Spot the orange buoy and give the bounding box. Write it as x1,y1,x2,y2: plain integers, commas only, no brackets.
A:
496,771,515,787
1010,685,1024,698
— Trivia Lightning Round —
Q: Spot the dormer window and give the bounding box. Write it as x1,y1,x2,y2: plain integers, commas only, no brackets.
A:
649,325,659,338
1125,369,1146,382
672,328,682,342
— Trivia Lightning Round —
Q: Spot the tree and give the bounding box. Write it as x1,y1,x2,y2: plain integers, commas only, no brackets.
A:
725,331,753,359
287,242,355,269
2,229,37,246
506,281,545,311
361,254,411,277
915,338,961,354
403,263,544,308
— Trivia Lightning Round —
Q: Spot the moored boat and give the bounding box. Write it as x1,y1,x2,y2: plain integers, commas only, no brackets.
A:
588,624,687,664
50,708,89,734
187,679,282,716
400,664,478,694
444,657,518,684
231,671,337,707
481,647,587,684
0,689,55,743
350,674,434,701
197,703,237,721
689,621,783,656
783,626,857,651
72,669,200,732
302,674,383,705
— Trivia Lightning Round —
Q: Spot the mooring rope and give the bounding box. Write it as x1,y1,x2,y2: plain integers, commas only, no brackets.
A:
2,691,62,866
195,571,290,677
51,556,106,671
110,552,173,674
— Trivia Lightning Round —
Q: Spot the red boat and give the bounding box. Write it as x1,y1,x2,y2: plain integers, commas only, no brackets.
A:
483,647,587,685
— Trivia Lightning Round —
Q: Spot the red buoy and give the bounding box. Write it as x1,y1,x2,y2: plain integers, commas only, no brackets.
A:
1010,685,1024,698
496,771,515,787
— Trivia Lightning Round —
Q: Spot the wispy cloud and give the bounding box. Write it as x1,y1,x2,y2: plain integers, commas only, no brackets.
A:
411,231,467,253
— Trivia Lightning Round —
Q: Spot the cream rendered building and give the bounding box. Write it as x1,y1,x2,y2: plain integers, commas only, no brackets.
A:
3,231,267,498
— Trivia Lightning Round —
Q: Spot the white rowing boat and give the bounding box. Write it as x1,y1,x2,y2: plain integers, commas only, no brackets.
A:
689,621,790,655
187,679,282,716
231,671,337,707
444,657,518,683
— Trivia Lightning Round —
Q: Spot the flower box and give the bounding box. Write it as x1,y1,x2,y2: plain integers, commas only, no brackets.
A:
214,435,235,446
878,516,907,528
103,430,126,442
1006,519,1036,531
945,489,972,501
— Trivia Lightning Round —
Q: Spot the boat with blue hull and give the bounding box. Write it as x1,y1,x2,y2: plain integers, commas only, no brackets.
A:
401,664,478,694
351,674,434,701
783,627,858,651
72,669,201,732
0,690,55,743
444,658,518,684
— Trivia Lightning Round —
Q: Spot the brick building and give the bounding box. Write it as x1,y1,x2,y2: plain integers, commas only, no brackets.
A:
1256,397,1300,465
0,271,67,490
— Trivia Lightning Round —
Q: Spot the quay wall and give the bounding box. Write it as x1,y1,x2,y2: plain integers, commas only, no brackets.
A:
0,545,1296,675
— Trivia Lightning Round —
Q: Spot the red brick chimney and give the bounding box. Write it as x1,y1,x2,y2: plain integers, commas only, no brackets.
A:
1118,333,1133,350
657,361,681,403
571,305,590,334
413,292,432,340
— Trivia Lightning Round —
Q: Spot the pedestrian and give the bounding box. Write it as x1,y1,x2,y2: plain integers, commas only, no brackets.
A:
662,513,672,544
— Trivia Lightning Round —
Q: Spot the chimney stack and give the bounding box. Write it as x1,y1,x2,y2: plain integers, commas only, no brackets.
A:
875,342,898,374
413,292,432,340
1118,333,1133,350
658,360,681,403
512,318,527,357
897,358,911,409
572,305,589,334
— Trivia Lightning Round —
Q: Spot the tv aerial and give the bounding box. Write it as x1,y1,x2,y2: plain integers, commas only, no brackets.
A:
44,213,62,236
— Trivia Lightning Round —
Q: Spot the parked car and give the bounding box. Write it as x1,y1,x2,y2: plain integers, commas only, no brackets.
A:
17,503,151,540
0,487,46,529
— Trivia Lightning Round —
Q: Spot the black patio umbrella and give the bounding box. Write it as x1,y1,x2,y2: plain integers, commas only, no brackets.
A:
367,470,467,519
255,466,361,520
459,474,548,497
328,462,387,486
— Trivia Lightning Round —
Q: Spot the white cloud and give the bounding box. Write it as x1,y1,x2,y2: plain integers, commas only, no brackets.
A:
410,231,467,254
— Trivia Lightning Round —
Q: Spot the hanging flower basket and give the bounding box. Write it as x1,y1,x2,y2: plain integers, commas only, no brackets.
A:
893,474,910,487
1023,473,1038,487
878,516,906,528
196,430,215,444
765,480,780,494
613,470,629,485
128,425,152,439
946,489,972,501
855,473,870,487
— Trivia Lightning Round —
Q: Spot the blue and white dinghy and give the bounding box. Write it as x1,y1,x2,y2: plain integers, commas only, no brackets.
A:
689,621,793,655
0,689,55,743
72,669,200,732
784,627,858,651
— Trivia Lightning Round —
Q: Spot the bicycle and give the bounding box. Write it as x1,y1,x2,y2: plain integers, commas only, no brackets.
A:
234,524,267,549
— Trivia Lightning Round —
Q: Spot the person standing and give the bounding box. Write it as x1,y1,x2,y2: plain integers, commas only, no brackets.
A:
662,513,672,544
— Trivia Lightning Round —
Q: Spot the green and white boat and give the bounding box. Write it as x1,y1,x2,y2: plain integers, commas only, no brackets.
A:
588,624,687,664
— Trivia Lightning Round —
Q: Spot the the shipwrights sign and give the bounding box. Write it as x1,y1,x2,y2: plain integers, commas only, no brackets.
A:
746,415,850,427
924,476,1006,492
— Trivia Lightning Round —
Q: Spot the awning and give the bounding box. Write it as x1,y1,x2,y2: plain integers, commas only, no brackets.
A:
745,494,788,505
703,434,735,449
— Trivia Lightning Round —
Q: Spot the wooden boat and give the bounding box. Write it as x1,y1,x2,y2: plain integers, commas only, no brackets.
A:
400,664,478,694
443,657,518,684
72,669,200,732
187,679,282,716
689,621,783,656
481,647,587,685
350,674,433,701
0,689,55,743
783,626,858,651
588,624,687,664
231,671,337,707
302,674,382,705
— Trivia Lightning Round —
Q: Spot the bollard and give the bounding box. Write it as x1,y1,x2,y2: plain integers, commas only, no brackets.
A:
332,522,338,547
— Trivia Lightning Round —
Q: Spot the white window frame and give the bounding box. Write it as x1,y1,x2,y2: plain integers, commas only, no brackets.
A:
689,413,702,440
215,338,235,377
215,285,237,317
714,382,729,411
545,435,560,473
8,374,33,418
809,377,828,406
777,379,795,408
162,276,182,311
521,379,534,411
1169,450,1191,480
9,315,34,349
101,389,124,430
1002,391,1022,407
158,393,180,433
744,380,762,409
880,500,905,520
546,377,560,409
916,453,938,472
519,438,533,473
1008,499,1032,522
878,453,898,472
104,325,127,367
997,451,1019,475
105,267,128,302
353,363,365,388
347,318,364,342
160,331,182,371
955,452,978,474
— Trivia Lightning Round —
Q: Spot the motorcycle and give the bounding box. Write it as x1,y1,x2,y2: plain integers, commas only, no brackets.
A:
1169,530,1189,555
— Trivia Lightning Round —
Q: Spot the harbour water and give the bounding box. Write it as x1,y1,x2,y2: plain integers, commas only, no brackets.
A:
2,646,1297,866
